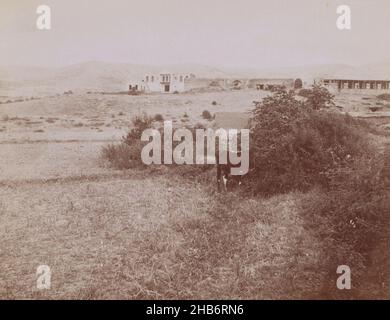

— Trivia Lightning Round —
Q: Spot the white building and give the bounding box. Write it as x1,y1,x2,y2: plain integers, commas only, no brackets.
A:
142,73,192,93
316,78,390,93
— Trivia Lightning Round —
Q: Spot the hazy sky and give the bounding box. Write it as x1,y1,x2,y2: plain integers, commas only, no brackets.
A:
1,0,389,68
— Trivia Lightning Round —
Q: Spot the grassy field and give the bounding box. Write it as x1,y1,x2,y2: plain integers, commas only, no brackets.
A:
0,89,389,299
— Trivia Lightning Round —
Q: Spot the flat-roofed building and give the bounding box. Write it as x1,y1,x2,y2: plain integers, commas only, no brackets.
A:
318,78,390,92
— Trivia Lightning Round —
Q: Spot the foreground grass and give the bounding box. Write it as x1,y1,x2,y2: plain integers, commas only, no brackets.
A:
2,135,388,299
0,169,327,299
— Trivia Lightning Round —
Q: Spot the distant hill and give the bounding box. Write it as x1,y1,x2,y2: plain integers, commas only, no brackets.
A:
0,62,236,96
1,61,389,97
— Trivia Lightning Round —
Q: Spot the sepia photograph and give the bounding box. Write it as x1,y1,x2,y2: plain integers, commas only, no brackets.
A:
0,0,389,305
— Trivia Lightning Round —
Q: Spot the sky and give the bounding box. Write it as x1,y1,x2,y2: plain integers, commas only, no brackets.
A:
1,0,390,68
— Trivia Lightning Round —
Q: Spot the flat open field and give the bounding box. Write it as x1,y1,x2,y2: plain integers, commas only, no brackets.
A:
0,89,389,299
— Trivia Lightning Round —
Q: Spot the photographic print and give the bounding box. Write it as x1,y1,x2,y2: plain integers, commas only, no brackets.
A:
0,0,389,304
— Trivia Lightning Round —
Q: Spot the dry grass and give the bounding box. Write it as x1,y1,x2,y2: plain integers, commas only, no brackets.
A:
0,170,327,299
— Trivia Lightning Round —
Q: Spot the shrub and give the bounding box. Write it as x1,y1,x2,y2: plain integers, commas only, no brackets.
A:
299,152,389,297
248,87,389,297
248,89,372,195
102,113,154,169
154,114,164,122
122,112,153,145
101,142,144,170
377,93,390,101
302,84,335,110
202,110,212,120
298,88,311,97
369,106,383,112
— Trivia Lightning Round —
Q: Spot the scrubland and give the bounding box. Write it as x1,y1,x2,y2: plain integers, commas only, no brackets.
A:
0,88,389,299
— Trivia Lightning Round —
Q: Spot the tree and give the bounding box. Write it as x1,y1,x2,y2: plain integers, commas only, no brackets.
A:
294,78,303,89
304,84,335,110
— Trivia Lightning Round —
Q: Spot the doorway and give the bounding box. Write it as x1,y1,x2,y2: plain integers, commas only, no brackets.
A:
164,85,170,92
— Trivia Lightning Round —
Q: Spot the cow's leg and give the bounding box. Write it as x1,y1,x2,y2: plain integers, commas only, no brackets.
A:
217,164,222,192
222,166,229,192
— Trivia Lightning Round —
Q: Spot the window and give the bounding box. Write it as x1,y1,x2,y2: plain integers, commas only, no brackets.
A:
180,76,183,82
146,76,149,82
151,76,154,82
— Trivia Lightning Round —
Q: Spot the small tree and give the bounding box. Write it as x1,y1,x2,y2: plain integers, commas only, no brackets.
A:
304,84,335,110
123,113,153,145
202,110,212,120
154,114,164,121
248,88,367,195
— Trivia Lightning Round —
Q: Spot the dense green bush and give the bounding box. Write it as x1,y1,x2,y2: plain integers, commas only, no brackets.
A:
248,88,373,195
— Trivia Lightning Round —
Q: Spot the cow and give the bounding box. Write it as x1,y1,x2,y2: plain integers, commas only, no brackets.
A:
214,112,251,192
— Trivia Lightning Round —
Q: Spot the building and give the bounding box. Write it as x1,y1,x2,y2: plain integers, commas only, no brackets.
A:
128,82,146,93
318,78,390,92
247,78,296,90
143,73,192,93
